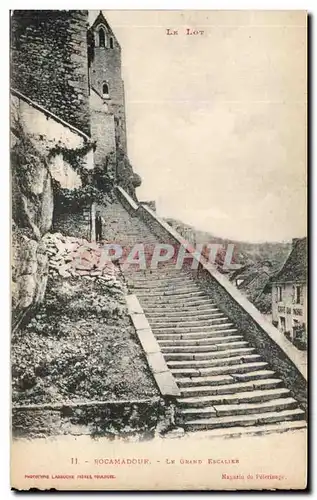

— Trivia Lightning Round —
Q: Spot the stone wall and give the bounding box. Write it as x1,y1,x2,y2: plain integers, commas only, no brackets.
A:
12,398,162,438
11,92,94,330
11,10,91,136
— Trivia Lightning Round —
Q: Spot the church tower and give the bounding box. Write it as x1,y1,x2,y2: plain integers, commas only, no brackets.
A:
88,11,127,173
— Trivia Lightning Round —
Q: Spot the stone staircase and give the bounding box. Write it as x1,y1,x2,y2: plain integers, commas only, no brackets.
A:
98,200,307,435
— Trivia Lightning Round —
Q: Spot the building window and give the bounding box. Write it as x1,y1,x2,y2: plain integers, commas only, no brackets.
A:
102,82,109,99
99,28,106,47
110,37,114,49
295,285,302,304
277,286,283,302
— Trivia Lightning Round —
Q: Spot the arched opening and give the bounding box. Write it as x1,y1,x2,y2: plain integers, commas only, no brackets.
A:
102,82,109,98
109,37,114,49
98,28,106,47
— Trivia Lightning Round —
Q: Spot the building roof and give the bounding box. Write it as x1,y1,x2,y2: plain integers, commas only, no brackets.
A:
269,237,307,285
89,11,117,40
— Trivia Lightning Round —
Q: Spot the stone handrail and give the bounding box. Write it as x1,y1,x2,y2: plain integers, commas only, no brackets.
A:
126,294,181,398
116,186,139,212
11,87,93,144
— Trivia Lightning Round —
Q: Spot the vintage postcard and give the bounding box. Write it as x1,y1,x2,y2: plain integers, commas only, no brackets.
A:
10,10,307,490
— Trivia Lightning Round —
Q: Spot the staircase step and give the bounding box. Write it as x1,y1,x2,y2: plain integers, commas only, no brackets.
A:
161,344,256,355
130,273,188,281
152,323,234,334
213,397,299,417
175,374,278,389
180,420,307,438
165,353,260,365
183,408,305,431
141,299,218,308
171,360,267,375
159,342,254,355
132,273,193,280
143,302,219,314
155,329,238,341
146,310,222,319
132,277,192,285
161,334,242,345
212,341,249,350
178,375,281,397
177,386,289,407
133,269,191,277
134,285,200,294
140,292,214,301
149,317,227,328
138,290,206,300
178,397,299,421
176,374,234,387
231,369,276,382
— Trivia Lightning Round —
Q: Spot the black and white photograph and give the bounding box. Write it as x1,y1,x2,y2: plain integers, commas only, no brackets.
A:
10,9,307,491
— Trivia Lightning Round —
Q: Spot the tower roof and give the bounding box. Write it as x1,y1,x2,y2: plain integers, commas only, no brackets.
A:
90,10,116,40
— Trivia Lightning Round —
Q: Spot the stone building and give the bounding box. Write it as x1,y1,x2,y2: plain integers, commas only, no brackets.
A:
266,237,307,349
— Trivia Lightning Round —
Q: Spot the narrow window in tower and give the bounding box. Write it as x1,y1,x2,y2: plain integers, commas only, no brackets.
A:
110,37,114,49
102,83,109,99
99,28,106,47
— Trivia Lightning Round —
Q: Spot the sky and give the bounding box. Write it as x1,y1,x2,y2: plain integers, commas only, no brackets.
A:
91,10,307,243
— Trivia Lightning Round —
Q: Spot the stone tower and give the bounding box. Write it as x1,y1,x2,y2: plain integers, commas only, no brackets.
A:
88,11,127,173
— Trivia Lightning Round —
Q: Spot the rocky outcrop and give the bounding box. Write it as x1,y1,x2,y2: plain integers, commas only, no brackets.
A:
11,125,53,326
12,224,49,313
43,232,119,281
11,92,94,329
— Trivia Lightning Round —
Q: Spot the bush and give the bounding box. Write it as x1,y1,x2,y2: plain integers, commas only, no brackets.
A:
293,324,307,350
53,182,106,214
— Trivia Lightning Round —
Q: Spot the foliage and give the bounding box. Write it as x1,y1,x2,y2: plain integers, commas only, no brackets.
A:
93,164,115,193
293,324,307,351
253,293,272,314
116,146,140,200
48,140,96,178
52,152,116,214
53,181,106,214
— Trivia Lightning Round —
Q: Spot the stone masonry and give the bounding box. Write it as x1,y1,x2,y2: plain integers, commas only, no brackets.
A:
88,12,127,152
11,10,91,136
